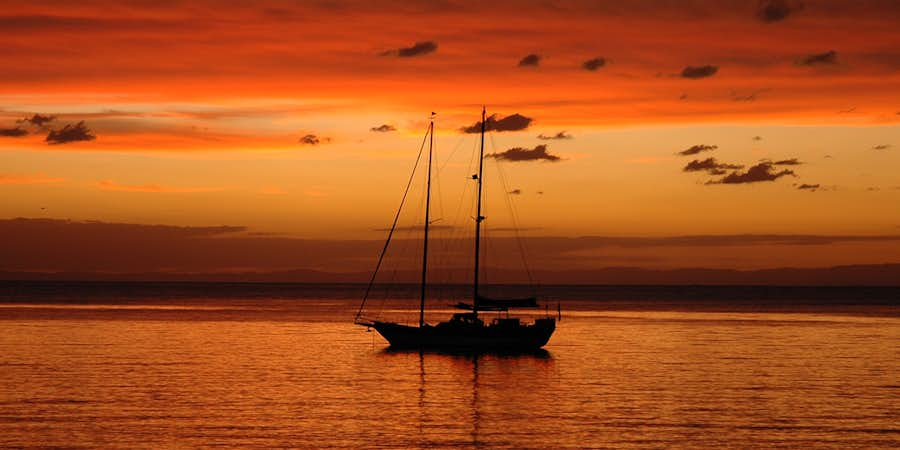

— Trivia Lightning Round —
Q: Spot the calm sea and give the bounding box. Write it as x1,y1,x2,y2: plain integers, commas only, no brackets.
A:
1,281,898,449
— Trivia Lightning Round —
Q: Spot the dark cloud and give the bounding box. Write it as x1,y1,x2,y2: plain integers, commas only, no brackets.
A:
683,158,744,175
518,54,540,67
0,127,28,137
681,65,718,79
45,121,95,145
757,0,803,23
460,113,533,133
797,183,820,191
537,131,572,140
872,144,891,150
582,57,606,71
299,134,328,145
18,113,56,128
508,189,522,195
370,124,396,133
678,144,717,156
797,50,838,66
709,161,796,184
380,41,437,58
772,158,803,165
486,144,561,162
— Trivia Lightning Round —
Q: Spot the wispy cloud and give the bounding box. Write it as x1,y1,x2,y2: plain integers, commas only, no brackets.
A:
0,173,66,184
380,41,437,58
370,124,396,132
17,113,56,129
537,131,572,140
299,134,330,145
708,161,796,184
461,113,533,133
518,54,540,67
798,50,838,66
757,0,802,23
97,180,225,193
681,65,718,79
797,183,821,191
771,158,803,165
872,144,891,150
678,144,717,156
683,158,743,175
486,144,561,162
582,57,606,71
0,127,28,137
45,121,96,145
508,189,522,195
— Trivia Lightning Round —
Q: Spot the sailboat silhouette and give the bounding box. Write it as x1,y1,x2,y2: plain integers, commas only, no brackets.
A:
355,108,557,350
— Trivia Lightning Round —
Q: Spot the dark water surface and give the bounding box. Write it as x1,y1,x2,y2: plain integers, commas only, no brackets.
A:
1,282,898,448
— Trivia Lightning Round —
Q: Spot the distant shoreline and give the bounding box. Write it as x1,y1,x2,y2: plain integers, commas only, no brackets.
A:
2,262,900,286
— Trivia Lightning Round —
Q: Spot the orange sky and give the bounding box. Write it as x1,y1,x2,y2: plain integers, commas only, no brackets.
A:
1,1,899,273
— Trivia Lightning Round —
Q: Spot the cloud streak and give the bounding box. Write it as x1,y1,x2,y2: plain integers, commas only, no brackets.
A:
757,0,802,23
45,121,95,145
0,127,28,137
461,113,533,133
708,161,796,184
683,158,743,175
19,113,56,128
518,54,540,67
681,65,718,79
370,124,396,132
678,144,717,156
582,57,606,71
486,144,561,162
381,41,437,58
537,131,572,140
299,134,329,145
798,50,838,66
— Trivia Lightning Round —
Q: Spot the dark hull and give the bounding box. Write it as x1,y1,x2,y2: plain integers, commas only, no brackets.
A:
371,318,556,350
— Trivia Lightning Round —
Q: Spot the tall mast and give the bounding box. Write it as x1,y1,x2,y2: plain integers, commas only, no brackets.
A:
473,107,486,317
419,117,434,328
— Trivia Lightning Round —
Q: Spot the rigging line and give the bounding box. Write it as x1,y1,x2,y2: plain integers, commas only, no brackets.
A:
432,132,445,226
377,193,425,322
440,135,480,290
439,132,467,172
355,124,432,324
373,142,428,322
494,156,536,287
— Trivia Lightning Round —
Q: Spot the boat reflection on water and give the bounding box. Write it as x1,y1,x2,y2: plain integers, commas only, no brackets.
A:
378,348,555,447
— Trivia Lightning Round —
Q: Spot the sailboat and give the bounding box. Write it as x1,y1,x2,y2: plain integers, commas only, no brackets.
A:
354,108,557,350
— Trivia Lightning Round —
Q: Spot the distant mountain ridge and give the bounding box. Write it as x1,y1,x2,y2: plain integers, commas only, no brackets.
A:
2,263,899,286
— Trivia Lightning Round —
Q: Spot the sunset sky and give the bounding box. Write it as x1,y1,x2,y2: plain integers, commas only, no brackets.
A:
2,0,900,277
